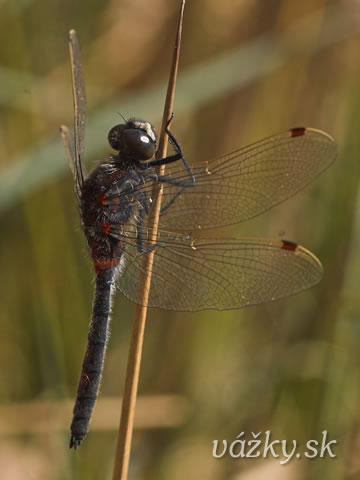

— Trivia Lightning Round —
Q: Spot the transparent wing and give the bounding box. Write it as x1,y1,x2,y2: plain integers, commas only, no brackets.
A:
68,29,87,199
137,127,336,231
111,227,323,311
60,124,82,200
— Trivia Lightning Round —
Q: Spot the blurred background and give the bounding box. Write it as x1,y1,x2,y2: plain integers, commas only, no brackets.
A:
1,0,360,478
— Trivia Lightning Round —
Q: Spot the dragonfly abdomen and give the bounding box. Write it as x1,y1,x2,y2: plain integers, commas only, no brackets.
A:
70,267,116,449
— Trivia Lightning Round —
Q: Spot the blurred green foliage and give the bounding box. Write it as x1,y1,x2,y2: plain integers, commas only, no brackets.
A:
1,0,360,479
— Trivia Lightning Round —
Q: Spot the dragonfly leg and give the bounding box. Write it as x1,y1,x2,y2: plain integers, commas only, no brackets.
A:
165,114,195,182
136,204,189,254
142,172,192,187
142,171,196,216
146,114,195,182
160,188,184,215
144,114,196,215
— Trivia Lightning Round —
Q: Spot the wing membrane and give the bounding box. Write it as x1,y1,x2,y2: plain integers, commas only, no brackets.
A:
68,29,87,198
112,227,323,311
136,127,336,231
60,125,83,202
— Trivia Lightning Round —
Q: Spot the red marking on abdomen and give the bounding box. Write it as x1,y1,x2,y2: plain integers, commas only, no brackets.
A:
281,240,298,251
290,127,306,137
94,257,120,272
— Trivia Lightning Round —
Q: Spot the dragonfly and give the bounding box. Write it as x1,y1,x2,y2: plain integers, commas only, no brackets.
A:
60,30,336,449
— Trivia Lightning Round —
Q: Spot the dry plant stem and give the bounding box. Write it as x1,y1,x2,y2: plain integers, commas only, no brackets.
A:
112,2,186,480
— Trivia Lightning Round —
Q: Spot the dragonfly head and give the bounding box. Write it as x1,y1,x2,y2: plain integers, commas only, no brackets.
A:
108,119,157,161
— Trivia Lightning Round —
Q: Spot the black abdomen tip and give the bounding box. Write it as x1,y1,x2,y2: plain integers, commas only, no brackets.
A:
70,434,84,450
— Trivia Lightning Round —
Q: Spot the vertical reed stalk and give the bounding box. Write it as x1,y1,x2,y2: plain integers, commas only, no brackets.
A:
112,2,186,479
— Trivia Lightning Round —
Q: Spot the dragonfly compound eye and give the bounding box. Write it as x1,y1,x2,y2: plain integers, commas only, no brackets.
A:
108,124,126,151
123,128,156,160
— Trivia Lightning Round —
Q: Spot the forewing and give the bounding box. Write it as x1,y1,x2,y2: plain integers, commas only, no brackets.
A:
68,29,87,197
138,127,336,231
60,125,83,203
112,228,323,311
